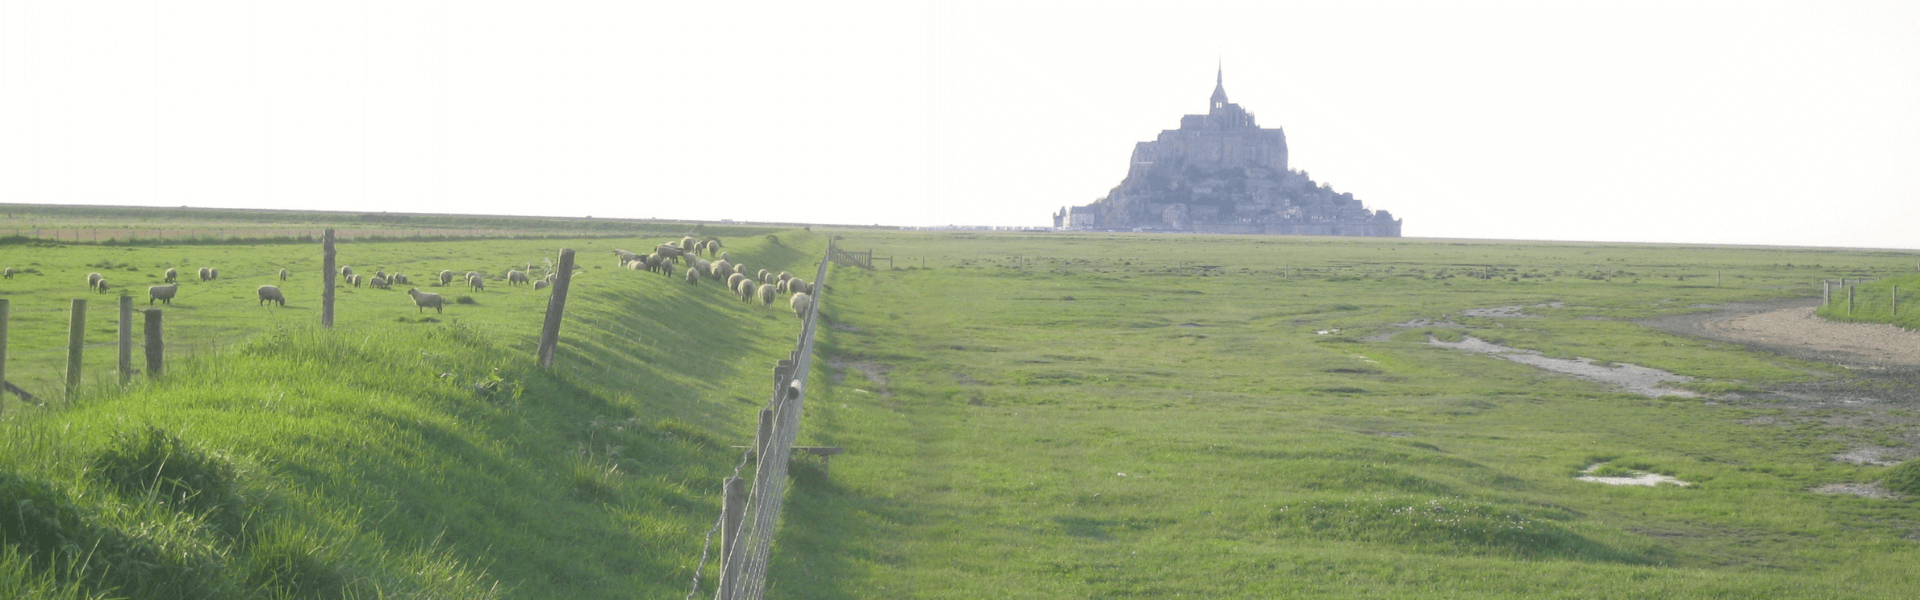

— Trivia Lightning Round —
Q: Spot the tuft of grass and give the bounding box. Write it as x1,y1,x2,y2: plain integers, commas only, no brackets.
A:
1883,460,1920,496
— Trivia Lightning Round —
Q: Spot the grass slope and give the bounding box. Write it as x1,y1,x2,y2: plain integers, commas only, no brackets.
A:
1814,274,1920,330
1,230,825,599
775,231,1920,599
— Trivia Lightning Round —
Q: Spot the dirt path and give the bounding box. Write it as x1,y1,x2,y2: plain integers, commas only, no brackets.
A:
1640,298,1920,369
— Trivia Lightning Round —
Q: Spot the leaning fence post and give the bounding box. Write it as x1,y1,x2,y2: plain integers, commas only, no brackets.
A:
118,295,133,385
321,229,336,329
0,298,8,410
66,299,86,400
537,248,576,367
717,475,747,600
144,309,164,379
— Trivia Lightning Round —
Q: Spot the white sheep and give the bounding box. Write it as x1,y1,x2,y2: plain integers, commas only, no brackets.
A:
257,285,286,307
87,272,103,291
506,270,530,286
757,269,770,283
790,292,812,319
439,270,454,286
340,265,354,278
394,274,411,285
2,267,12,279
757,283,776,307
534,279,549,291
680,236,697,252
787,279,809,295
209,268,219,280
148,283,178,305
778,271,792,283
406,287,444,313
278,268,289,281
685,267,700,285
370,276,390,290
198,267,212,281
710,259,732,279
163,268,176,283
468,274,485,292
736,278,756,301
719,251,730,262
704,239,721,257
349,274,362,287
95,279,110,294
727,273,746,291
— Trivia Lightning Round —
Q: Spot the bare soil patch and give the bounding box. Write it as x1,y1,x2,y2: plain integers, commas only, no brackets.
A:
1811,483,1903,499
1429,335,1695,398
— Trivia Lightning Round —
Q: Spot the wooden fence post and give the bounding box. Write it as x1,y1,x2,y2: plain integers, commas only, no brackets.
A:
537,248,576,367
1894,285,1900,317
1823,280,1831,305
118,295,132,385
66,299,85,400
755,408,773,459
717,475,747,600
1848,285,1854,316
321,229,336,329
144,309,164,379
0,298,8,411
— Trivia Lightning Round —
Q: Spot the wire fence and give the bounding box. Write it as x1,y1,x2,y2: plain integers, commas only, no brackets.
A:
1,227,568,244
690,241,831,600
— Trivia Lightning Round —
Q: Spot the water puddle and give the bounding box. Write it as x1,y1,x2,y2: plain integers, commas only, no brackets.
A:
1576,464,1691,487
1429,335,1696,398
1811,483,1902,499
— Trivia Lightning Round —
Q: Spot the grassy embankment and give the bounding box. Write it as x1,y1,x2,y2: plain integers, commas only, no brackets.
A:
1815,274,1920,330
1,228,827,599
777,232,1920,598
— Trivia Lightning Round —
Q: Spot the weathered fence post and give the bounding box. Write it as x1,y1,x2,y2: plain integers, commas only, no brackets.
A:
537,248,576,367
118,295,133,385
66,299,85,400
1894,285,1900,317
1823,280,1831,305
1848,285,1855,315
755,408,773,459
717,475,747,600
144,309,164,379
321,229,336,329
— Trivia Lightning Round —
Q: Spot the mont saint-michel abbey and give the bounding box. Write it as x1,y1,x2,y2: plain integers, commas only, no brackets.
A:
1054,69,1401,237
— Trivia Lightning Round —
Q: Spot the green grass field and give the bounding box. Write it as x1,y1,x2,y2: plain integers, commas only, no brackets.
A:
4,207,1920,599
1815,274,1920,330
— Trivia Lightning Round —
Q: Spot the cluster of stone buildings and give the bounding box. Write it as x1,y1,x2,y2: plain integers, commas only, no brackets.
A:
1054,69,1400,237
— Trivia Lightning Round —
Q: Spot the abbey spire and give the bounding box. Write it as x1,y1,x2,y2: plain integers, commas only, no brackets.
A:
1210,63,1229,107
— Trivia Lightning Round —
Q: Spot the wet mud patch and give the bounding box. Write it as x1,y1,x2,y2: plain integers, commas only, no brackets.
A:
1811,483,1902,499
1429,335,1696,398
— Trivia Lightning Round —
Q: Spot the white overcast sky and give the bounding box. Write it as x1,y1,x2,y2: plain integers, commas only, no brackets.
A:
2,1,1916,248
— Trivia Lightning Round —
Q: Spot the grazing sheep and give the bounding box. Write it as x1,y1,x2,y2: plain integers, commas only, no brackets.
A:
370,276,389,290
375,269,387,282
778,271,792,283
789,279,810,295
395,274,411,285
704,239,721,256
87,272,103,291
209,268,219,280
736,278,755,301
757,283,776,307
148,283,178,305
95,279,110,294
406,287,444,313
709,259,732,279
733,264,747,276
198,267,212,281
534,279,549,291
439,270,454,286
468,274,485,292
614,249,638,264
790,292,812,319
257,285,286,307
680,236,697,252
685,267,700,285
777,278,791,294
727,273,746,291
163,268,176,283
349,274,362,287
340,266,354,278
507,270,530,286
655,244,686,259
719,251,730,262
279,268,289,281
692,259,711,274
2,267,11,279
626,260,645,271
757,269,770,283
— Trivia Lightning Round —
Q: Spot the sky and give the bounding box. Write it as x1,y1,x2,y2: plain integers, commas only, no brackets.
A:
1,1,1916,249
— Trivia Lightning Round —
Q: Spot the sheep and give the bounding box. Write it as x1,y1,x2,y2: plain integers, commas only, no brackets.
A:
198,267,212,281
685,267,700,285
534,279,549,291
704,239,721,257
733,264,747,276
162,268,176,283
720,251,730,262
87,272,103,291
727,273,746,291
148,283,178,305
626,260,645,271
95,279,110,294
507,270,530,286
692,259,711,274
375,269,387,282
349,274,362,287
709,259,732,279
257,285,286,307
2,267,12,279
439,270,454,286
788,279,810,295
370,276,389,290
757,269,770,284
757,283,776,307
209,268,219,280
406,287,444,313
655,244,686,259
468,274,485,292
777,278,791,294
680,236,697,252
614,249,638,265
736,278,756,301
278,268,289,281
465,271,479,282
790,292,812,319
339,265,354,278
394,274,411,285
778,271,792,283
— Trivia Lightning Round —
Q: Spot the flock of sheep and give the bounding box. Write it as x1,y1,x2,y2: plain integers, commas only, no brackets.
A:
615,236,813,319
33,234,815,319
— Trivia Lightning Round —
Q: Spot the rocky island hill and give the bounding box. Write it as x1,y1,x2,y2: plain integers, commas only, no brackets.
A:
1055,69,1400,237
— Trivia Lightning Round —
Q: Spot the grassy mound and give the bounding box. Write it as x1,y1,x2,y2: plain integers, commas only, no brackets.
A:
1815,273,1920,329
1883,460,1920,496
0,231,825,599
